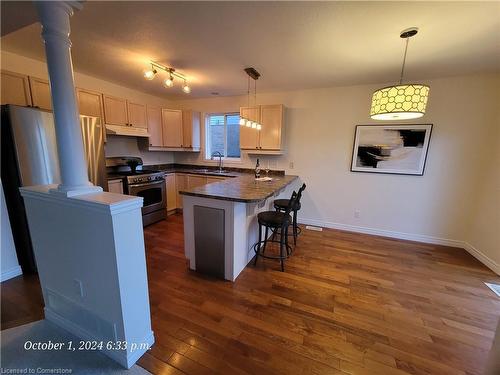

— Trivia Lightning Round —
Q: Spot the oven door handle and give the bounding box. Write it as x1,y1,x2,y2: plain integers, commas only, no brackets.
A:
128,179,165,189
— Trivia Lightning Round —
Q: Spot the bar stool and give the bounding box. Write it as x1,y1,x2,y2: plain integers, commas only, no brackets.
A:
253,192,298,272
273,183,306,245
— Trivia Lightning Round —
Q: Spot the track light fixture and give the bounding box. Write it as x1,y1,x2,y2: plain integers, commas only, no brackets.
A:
143,61,191,94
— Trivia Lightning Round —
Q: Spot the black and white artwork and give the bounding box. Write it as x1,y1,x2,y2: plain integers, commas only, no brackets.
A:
351,124,432,176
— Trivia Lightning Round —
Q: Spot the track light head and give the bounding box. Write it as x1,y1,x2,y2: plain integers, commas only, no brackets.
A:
164,74,174,88
143,68,157,80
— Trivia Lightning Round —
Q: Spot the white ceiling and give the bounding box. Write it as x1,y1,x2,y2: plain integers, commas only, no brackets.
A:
1,1,499,99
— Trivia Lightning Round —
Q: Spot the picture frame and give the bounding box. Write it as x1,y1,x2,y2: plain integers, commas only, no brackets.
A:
350,124,433,176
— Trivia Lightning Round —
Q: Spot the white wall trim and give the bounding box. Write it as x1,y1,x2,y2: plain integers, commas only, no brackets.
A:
0,265,22,282
298,218,464,247
298,218,499,275
463,242,500,276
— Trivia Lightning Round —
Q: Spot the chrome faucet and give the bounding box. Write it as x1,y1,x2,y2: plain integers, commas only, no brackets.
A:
211,151,223,172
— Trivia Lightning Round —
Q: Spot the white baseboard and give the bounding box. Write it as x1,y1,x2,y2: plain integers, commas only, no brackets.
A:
463,242,500,276
45,307,154,368
1,265,22,282
298,218,464,247
298,218,499,275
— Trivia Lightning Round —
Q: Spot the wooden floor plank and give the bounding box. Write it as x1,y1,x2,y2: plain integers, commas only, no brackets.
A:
2,213,499,375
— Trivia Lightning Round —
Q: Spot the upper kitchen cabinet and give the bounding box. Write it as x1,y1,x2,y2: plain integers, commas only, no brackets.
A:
259,104,284,150
240,104,286,154
147,106,163,147
162,109,183,148
1,70,32,107
182,110,201,150
29,76,52,110
127,101,147,128
103,95,149,137
103,95,128,126
240,106,260,149
77,88,103,118
77,88,106,142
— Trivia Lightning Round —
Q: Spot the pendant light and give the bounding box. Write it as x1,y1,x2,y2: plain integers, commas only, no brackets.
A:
370,27,430,120
252,79,261,130
240,67,262,130
240,76,250,126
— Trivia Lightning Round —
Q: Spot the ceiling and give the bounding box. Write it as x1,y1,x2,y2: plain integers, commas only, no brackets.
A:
1,1,499,99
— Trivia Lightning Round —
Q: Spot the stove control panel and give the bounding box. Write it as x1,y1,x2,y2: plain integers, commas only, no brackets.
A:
128,174,164,185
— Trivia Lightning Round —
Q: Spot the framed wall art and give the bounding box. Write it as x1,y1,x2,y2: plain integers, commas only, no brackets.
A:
351,124,433,176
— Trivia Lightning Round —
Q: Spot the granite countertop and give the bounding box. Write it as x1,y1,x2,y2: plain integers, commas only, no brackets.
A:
106,164,297,203
179,173,298,203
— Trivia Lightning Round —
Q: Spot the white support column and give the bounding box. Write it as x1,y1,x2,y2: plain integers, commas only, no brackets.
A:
36,1,101,196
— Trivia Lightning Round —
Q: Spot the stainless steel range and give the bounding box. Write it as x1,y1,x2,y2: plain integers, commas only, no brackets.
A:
107,157,166,226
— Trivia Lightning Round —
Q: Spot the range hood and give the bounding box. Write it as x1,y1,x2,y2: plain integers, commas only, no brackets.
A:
105,124,150,138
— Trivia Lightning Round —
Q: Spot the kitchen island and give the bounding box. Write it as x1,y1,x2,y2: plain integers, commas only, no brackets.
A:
180,173,298,281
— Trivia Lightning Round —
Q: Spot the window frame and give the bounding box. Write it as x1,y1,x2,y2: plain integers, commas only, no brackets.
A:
205,112,242,162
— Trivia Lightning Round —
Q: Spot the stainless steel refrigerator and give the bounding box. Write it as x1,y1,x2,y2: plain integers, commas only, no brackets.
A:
1,104,108,273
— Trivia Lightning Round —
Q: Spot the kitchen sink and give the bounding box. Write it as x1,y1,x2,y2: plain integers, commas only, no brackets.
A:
193,169,231,175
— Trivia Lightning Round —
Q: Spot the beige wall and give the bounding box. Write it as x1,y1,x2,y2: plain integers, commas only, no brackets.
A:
2,49,497,272
1,51,175,165
172,74,500,273
465,107,500,270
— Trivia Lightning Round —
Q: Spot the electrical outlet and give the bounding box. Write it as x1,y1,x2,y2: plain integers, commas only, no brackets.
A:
354,210,361,218
73,279,84,298
289,161,294,169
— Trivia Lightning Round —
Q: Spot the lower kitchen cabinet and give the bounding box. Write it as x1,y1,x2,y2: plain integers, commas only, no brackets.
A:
108,179,124,194
175,173,188,209
187,175,207,189
165,173,177,213
168,173,229,211
206,176,227,184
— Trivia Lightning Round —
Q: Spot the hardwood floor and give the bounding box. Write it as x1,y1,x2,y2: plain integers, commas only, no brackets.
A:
2,213,499,374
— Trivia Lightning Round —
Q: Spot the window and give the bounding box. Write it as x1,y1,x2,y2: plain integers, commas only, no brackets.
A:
206,113,241,159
